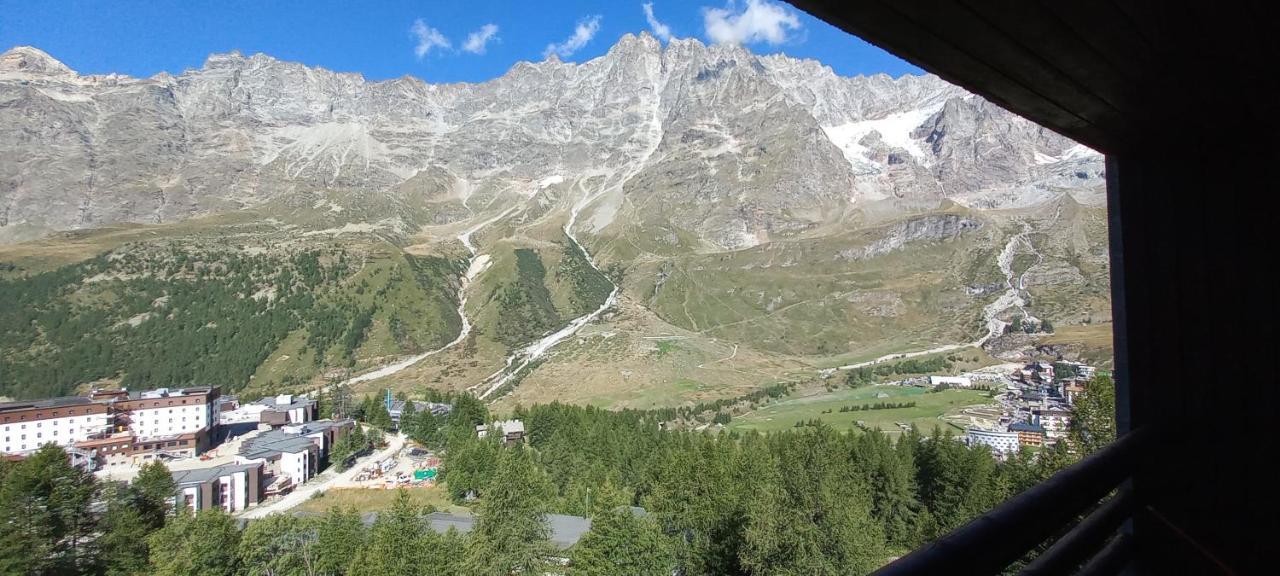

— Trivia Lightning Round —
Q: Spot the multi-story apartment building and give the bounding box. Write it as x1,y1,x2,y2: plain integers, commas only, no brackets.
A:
171,461,264,513
965,427,1021,457
1033,408,1073,440
1,386,223,468
219,394,316,426
0,397,114,455
107,386,221,440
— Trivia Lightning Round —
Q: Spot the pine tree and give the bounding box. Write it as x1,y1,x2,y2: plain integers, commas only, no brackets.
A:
740,427,887,575
350,490,428,576
465,446,556,576
133,460,176,530
315,506,365,576
569,507,674,576
420,528,467,576
441,432,500,503
1070,374,1117,454
147,509,241,576
449,394,489,433
399,399,417,434
854,430,925,548
0,444,98,575
369,401,393,432
237,514,317,576
97,483,153,576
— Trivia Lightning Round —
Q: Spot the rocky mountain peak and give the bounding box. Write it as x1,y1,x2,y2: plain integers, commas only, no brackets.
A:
0,37,1102,244
202,50,247,69
0,46,76,77
611,31,663,56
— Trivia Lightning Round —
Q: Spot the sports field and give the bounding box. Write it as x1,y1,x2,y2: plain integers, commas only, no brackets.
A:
728,385,993,436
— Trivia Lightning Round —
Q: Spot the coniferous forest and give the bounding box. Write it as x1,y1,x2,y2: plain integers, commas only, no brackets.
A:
0,242,463,400
0,376,1114,575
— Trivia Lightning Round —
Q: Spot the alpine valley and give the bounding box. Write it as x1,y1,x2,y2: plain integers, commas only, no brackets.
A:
0,33,1110,406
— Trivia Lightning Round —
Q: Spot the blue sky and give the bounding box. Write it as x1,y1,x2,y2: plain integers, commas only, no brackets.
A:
0,0,921,83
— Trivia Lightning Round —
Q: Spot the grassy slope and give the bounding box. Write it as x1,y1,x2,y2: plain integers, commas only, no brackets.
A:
489,295,809,413
614,211,1003,359
729,385,993,436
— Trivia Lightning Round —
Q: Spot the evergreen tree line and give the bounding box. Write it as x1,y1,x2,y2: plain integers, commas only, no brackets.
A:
844,356,954,387
493,249,561,348
432,380,1117,575
0,448,176,576
0,443,673,576
827,401,918,413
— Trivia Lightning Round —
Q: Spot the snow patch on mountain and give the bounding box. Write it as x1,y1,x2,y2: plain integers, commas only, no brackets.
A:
822,104,942,171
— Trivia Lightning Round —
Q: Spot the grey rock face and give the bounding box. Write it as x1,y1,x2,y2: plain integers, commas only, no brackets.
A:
839,214,983,262
0,34,1103,244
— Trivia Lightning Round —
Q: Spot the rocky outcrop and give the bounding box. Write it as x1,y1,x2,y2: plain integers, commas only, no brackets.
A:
838,214,982,261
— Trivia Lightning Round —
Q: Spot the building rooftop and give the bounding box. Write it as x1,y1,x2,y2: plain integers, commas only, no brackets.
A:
1009,422,1047,434
477,419,525,436
0,396,97,412
238,429,317,460
251,394,315,412
296,418,353,433
126,386,217,400
171,462,261,486
388,400,451,417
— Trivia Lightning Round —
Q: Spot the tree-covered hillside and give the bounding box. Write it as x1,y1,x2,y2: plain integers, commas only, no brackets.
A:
0,240,464,400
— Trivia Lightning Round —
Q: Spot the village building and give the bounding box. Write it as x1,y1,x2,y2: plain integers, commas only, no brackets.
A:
237,429,319,492
0,396,114,455
1009,421,1047,447
477,419,525,445
219,394,317,426
928,376,973,388
965,427,1021,457
3,386,223,470
1062,381,1087,405
170,461,264,513
1033,408,1072,440
232,418,352,494
387,399,452,429
108,386,222,440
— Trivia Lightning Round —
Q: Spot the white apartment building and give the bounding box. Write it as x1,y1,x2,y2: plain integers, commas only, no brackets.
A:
115,387,220,440
236,428,319,488
3,386,225,471
1033,408,1073,440
929,376,974,388
966,427,1022,457
0,397,114,455
171,461,264,513
220,394,316,426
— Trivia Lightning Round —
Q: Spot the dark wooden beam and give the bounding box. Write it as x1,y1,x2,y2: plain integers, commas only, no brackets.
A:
788,0,1137,151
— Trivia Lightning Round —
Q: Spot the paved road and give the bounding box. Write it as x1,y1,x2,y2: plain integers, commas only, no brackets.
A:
237,431,406,520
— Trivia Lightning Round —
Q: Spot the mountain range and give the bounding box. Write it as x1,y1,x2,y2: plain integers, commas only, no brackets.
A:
0,33,1110,406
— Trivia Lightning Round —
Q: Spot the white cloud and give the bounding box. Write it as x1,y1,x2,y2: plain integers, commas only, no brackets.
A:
462,23,500,54
642,3,673,42
543,15,602,59
411,18,451,59
703,0,801,46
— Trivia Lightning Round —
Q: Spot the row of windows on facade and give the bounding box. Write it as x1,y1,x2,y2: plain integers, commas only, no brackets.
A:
5,427,90,441
3,403,211,424
3,408,98,422
4,416,105,430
